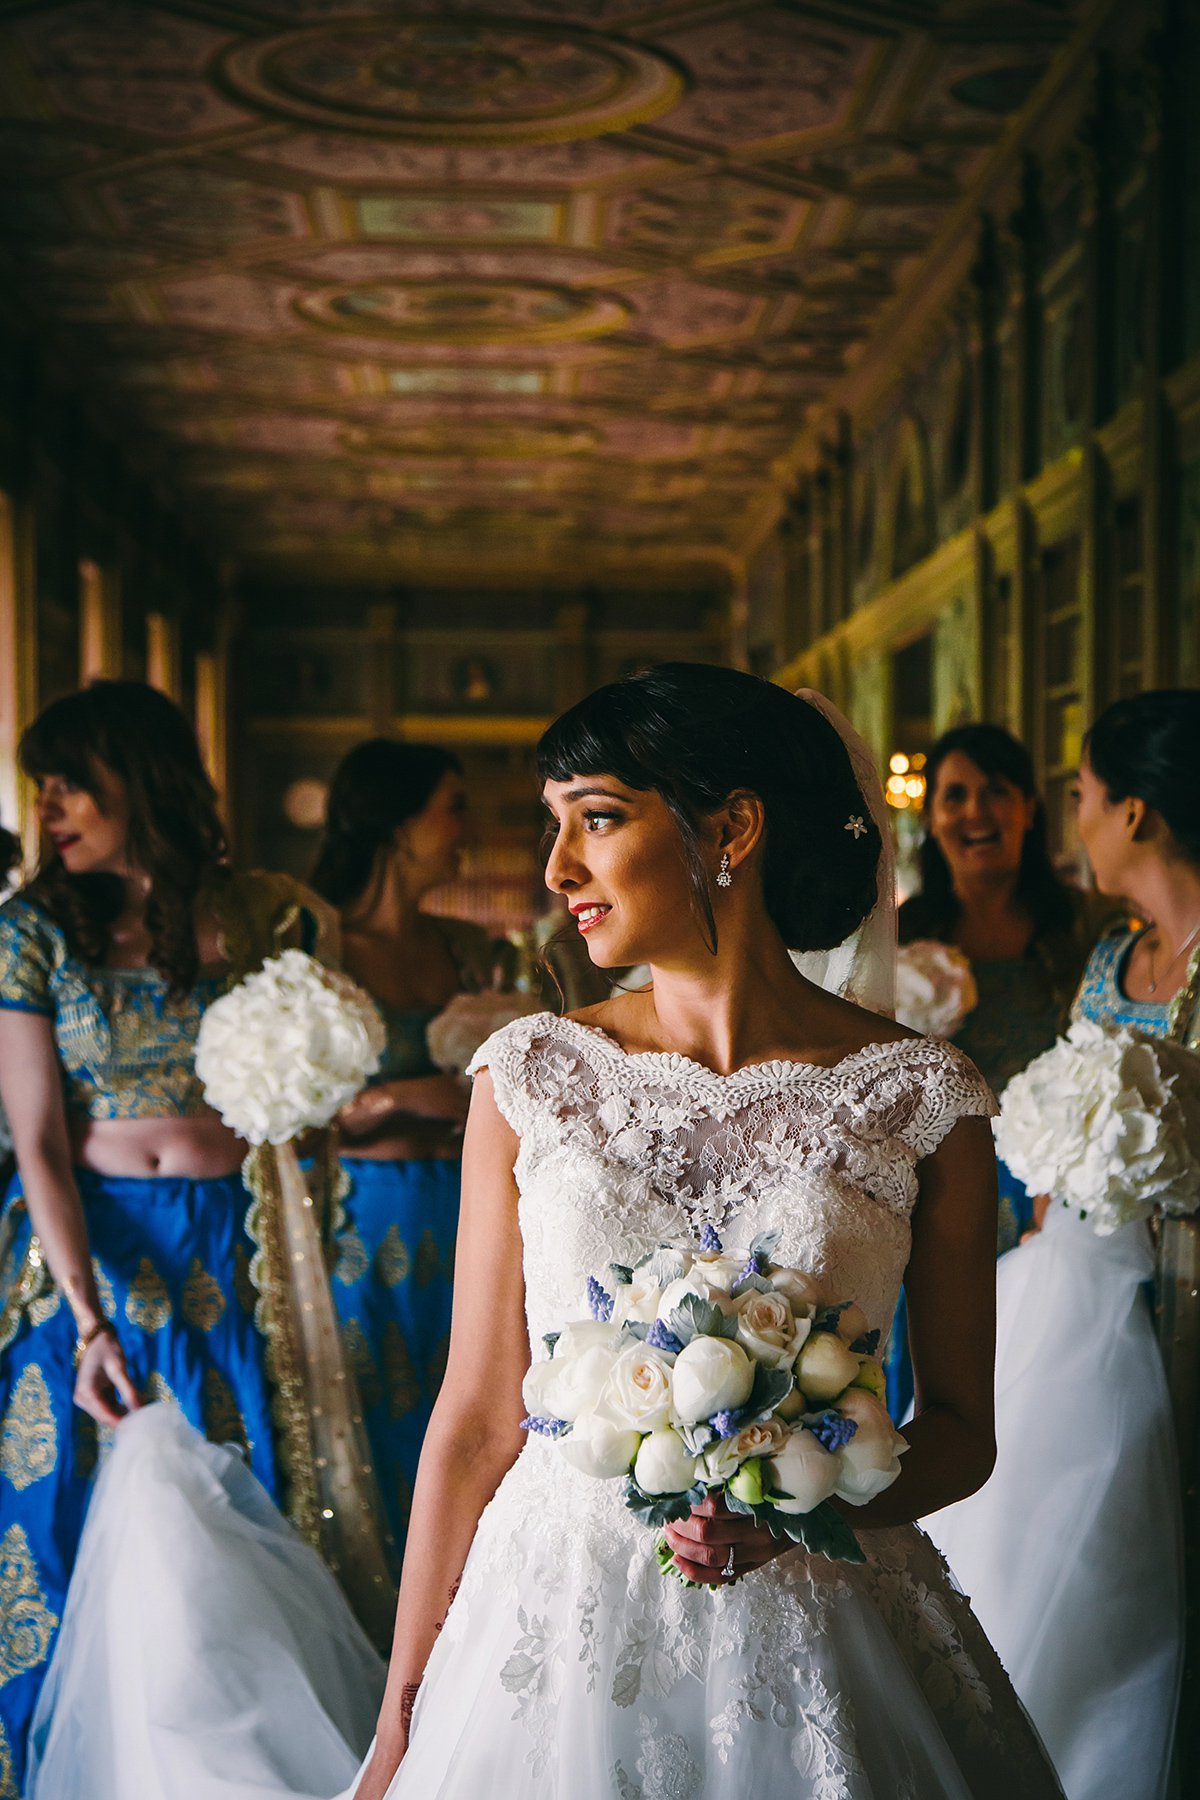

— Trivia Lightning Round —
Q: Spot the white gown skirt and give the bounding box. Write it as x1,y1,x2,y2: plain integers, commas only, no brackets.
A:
375,1437,1061,1800
27,1404,386,1800
922,1206,1183,1800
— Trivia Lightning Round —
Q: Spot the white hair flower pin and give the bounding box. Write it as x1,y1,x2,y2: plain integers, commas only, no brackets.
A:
845,815,866,839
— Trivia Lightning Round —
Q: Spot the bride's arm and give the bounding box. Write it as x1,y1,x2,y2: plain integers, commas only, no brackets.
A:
354,1071,528,1800
836,1111,998,1527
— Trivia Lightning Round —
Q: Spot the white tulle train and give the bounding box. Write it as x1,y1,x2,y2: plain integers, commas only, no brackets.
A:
27,1404,385,1800
922,1205,1183,1800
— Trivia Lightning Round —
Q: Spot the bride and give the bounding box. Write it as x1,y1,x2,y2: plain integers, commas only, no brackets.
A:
30,665,1061,1799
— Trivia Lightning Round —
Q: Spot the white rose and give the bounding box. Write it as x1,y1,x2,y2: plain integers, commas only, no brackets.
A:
600,1344,675,1432
521,1360,561,1420
766,1267,827,1312
670,1336,755,1424
733,1290,809,1369
554,1320,622,1360
700,1415,787,1483
558,1409,640,1480
794,1332,861,1403
833,1388,908,1505
634,1428,698,1495
766,1428,841,1514
611,1276,663,1325
533,1344,619,1423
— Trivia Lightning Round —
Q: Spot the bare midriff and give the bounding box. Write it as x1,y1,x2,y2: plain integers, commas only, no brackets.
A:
70,1110,247,1180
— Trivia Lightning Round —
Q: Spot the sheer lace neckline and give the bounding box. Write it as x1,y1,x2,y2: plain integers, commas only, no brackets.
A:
544,1010,919,1086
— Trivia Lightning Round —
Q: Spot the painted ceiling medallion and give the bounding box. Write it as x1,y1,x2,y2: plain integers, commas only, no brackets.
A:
296,280,630,344
218,17,684,143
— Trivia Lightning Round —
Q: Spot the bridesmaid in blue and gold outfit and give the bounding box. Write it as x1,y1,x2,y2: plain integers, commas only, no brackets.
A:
891,723,1116,1417
310,741,492,1559
0,680,335,1791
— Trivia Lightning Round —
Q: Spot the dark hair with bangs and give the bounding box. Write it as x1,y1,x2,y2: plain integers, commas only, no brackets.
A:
537,663,881,953
899,721,1074,945
310,738,462,908
20,680,228,993
1085,689,1200,863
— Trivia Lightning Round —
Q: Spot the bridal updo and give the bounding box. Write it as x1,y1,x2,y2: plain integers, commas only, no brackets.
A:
537,663,882,953
1085,689,1200,865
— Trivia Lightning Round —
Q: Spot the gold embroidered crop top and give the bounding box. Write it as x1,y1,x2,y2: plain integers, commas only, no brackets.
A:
0,874,340,1121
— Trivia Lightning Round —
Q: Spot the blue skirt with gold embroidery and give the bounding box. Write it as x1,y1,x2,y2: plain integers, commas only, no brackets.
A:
0,1167,276,1793
330,1156,458,1563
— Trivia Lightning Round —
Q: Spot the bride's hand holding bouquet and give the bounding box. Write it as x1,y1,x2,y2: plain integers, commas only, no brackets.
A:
521,1223,907,1586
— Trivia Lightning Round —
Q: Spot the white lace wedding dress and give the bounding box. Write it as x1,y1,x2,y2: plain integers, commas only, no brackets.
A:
30,1013,1062,1800
388,1015,1061,1800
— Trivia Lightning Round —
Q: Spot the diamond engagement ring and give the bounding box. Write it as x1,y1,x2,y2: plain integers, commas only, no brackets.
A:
723,1547,736,1579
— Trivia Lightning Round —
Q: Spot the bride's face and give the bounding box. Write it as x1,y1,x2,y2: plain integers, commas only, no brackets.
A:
541,774,709,968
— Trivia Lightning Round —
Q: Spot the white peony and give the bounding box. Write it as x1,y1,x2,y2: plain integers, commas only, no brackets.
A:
600,1344,675,1433
766,1428,841,1514
832,1388,908,1505
794,1331,861,1403
195,950,385,1146
994,1019,1200,1234
612,1274,663,1326
427,989,541,1076
670,1336,755,1425
894,940,979,1038
766,1267,828,1311
523,1345,617,1423
634,1428,698,1495
656,1256,744,1321
553,1321,622,1360
559,1409,640,1480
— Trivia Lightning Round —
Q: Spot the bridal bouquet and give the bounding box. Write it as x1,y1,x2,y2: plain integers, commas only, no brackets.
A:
521,1227,907,1577
196,949,386,1145
994,1018,1200,1234
894,941,978,1038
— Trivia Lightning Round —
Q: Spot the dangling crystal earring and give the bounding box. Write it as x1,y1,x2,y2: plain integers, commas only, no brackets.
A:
716,853,732,889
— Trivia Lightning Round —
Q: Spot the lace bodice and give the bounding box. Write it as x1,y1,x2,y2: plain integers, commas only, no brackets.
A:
469,1014,996,1349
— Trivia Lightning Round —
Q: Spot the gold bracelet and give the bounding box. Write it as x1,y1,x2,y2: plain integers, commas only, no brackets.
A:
73,1319,117,1369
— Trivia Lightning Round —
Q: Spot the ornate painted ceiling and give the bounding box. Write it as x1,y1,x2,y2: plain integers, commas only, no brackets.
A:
0,0,1087,582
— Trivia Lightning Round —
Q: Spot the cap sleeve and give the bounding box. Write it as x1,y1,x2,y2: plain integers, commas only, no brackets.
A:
892,1039,998,1160
0,901,56,1015
466,1011,561,1140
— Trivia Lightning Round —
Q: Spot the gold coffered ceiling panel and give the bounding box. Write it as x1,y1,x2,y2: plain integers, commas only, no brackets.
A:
0,0,1089,581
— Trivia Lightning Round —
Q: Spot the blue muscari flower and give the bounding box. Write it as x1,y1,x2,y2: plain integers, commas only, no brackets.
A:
810,1413,858,1453
711,1408,745,1439
588,1275,614,1322
850,1328,881,1357
700,1223,723,1254
645,1318,683,1354
737,1255,759,1285
520,1415,569,1438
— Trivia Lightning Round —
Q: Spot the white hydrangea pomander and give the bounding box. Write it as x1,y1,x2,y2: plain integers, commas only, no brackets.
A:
994,1018,1200,1234
894,940,979,1038
426,989,542,1076
195,949,386,1146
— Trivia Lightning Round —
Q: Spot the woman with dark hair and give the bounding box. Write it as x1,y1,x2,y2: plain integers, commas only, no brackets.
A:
310,739,493,1556
22,666,1061,1800
925,689,1200,1800
0,680,347,1788
901,724,1112,1229
886,725,1115,1418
